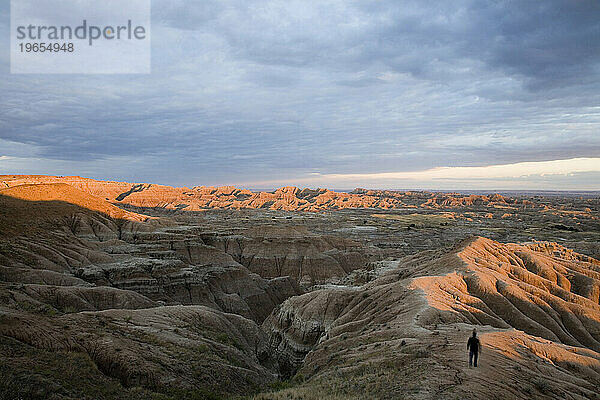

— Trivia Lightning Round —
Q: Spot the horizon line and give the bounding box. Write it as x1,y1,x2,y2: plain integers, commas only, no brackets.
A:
1,173,600,195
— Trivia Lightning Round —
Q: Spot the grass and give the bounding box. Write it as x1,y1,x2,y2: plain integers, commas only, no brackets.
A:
197,344,209,353
0,335,228,400
214,333,242,350
251,353,428,400
533,378,551,394
162,387,224,400
61,305,80,314
269,380,293,391
15,301,59,317
0,336,148,400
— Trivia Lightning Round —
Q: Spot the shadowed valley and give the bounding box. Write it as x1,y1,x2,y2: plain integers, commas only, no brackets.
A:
0,176,599,399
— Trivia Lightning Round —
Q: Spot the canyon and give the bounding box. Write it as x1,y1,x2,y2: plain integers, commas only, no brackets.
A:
0,175,599,399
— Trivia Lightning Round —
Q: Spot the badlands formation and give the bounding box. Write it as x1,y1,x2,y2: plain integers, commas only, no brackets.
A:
0,175,599,399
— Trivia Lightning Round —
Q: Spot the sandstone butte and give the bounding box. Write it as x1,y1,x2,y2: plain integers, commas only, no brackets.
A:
0,175,544,213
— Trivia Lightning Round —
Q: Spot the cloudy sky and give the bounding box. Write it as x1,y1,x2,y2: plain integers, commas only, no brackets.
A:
1,0,599,190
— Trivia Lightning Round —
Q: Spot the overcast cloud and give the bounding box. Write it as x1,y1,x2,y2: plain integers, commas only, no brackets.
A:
1,0,599,189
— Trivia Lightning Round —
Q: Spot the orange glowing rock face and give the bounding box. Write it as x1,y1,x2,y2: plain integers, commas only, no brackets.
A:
0,175,546,214
1,175,599,399
410,236,600,352
0,183,149,222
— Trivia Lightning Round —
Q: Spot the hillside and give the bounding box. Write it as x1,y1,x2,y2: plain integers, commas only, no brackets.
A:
0,177,599,399
0,183,149,237
0,175,567,213
262,237,600,399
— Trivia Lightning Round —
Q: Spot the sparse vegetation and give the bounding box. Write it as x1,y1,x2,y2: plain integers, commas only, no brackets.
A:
15,301,59,317
214,333,241,350
269,380,293,391
533,378,551,394
162,387,224,400
197,344,209,353
1,177,600,400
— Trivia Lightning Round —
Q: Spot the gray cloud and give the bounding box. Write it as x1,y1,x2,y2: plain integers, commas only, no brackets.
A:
0,0,599,189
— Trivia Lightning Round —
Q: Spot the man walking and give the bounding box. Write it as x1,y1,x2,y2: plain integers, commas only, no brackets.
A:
467,328,481,367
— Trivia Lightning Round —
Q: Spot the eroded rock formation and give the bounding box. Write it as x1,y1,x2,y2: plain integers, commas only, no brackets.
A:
1,177,600,399
2,175,580,214
262,237,600,399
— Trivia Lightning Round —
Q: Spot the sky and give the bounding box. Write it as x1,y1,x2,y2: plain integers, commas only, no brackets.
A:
1,0,599,190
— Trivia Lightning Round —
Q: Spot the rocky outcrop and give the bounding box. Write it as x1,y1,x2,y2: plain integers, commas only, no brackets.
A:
80,255,301,322
0,185,308,397
0,184,303,324
410,237,600,352
0,175,570,213
263,288,357,376
0,283,156,313
203,226,374,287
261,237,600,399
3,177,600,399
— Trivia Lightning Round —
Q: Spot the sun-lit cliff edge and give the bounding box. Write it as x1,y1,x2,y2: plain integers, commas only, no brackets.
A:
1,174,577,214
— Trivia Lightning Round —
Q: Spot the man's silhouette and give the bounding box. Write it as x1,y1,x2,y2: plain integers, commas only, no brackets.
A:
467,329,481,367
